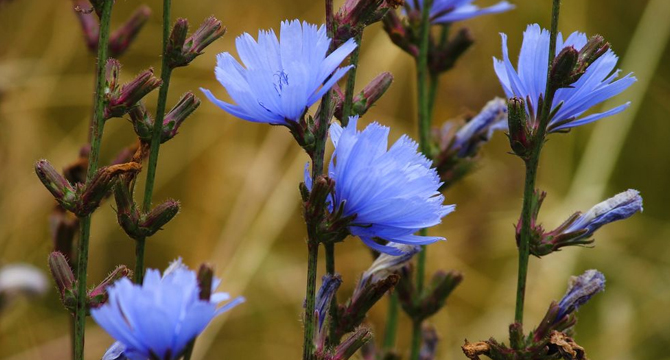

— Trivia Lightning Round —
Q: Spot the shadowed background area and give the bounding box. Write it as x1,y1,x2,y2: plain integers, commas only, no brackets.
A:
1,0,669,359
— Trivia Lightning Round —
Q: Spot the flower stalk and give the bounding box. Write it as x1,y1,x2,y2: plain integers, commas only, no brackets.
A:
136,0,174,284
514,0,562,325
74,0,114,359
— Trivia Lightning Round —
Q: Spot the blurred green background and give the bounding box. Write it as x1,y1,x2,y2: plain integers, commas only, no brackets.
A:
1,0,669,359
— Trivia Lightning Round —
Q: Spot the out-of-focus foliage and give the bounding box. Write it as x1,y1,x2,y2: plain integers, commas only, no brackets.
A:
0,0,668,359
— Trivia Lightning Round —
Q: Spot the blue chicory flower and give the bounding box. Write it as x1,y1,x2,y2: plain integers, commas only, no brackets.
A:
306,116,454,255
200,20,357,125
92,259,244,360
494,24,636,132
405,0,514,24
556,269,606,321
562,189,643,240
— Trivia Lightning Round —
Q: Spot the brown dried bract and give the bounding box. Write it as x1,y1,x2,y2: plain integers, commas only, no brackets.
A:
549,331,588,360
462,340,490,360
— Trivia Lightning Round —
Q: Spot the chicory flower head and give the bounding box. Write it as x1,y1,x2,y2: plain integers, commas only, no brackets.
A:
92,259,244,360
405,0,514,24
306,116,454,255
494,24,636,132
201,20,357,125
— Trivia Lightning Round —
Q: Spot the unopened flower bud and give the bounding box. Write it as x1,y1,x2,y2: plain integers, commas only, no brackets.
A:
113,181,141,238
35,160,77,209
452,97,508,157
432,28,475,74
556,270,605,320
139,199,180,236
129,102,154,141
109,6,151,57
168,16,226,68
73,0,99,52
350,72,393,117
197,263,214,301
107,68,162,119
161,92,200,143
335,0,396,44
167,18,190,62
507,97,532,159
80,163,141,216
550,46,579,88
49,207,79,260
48,252,75,298
88,265,132,309
418,270,463,319
577,35,609,73
332,327,373,360
382,10,418,58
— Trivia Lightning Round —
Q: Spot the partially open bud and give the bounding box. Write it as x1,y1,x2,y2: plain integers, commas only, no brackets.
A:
35,160,77,210
314,274,342,351
109,6,151,57
334,0,398,46
106,68,162,119
161,92,200,143
113,181,142,237
88,265,132,309
167,17,226,68
129,102,154,141
358,243,419,290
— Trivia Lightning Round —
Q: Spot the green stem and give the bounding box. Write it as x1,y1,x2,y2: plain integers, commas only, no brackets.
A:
341,32,363,126
513,0,561,325
135,0,173,284
325,242,338,348
73,1,113,359
382,292,400,350
303,239,320,360
409,319,422,360
410,1,432,359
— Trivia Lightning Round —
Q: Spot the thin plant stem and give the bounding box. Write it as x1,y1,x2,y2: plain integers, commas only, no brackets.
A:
409,319,422,360
325,242,338,347
73,1,113,359
382,292,400,350
341,32,363,126
303,237,320,360
134,0,174,284
514,0,561,325
410,0,433,358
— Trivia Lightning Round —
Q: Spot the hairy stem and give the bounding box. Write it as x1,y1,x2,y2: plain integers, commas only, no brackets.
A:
514,0,561,325
73,2,114,359
303,239,320,360
135,0,173,284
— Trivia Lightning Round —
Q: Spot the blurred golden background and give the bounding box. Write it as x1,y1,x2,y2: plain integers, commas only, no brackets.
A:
1,0,669,359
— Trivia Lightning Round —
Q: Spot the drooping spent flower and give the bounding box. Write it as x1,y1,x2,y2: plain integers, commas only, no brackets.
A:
201,20,357,126
306,116,454,255
494,24,636,132
559,189,643,240
404,0,514,24
556,269,605,320
91,259,244,360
